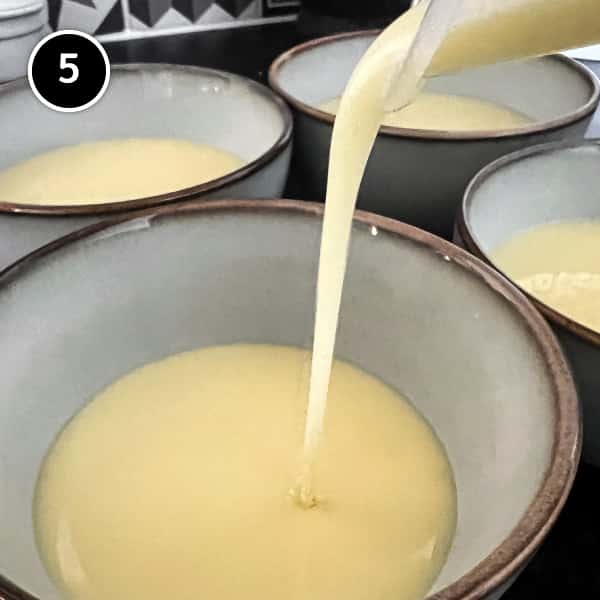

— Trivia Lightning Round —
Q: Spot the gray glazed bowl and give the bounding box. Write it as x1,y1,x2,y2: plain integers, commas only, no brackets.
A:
0,63,293,269
0,200,579,600
269,31,599,238
456,139,600,466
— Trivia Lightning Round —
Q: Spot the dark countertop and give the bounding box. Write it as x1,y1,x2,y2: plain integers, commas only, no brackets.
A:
106,22,600,598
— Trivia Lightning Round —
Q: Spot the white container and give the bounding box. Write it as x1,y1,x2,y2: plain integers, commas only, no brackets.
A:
0,1,47,83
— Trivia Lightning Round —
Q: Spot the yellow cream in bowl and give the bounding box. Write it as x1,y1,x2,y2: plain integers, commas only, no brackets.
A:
0,138,245,206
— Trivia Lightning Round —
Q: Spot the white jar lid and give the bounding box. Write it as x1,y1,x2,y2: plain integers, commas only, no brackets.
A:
0,1,45,20
0,1,46,39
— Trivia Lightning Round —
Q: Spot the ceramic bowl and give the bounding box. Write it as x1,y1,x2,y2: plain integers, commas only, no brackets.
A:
0,199,579,600
456,139,600,466
269,31,599,238
0,63,293,269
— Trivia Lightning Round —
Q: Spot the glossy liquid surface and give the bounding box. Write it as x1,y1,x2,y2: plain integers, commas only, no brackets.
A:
35,344,457,600
0,138,244,206
320,93,532,131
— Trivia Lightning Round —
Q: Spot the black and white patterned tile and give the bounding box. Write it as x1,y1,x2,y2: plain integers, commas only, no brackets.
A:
48,0,300,35
128,0,262,31
48,0,124,34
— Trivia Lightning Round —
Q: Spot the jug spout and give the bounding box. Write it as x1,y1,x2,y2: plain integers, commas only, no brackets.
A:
428,0,600,76
385,0,600,113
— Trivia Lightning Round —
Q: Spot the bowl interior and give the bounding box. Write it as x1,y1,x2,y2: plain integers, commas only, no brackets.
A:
0,65,286,181
0,205,563,599
275,34,595,125
465,142,600,252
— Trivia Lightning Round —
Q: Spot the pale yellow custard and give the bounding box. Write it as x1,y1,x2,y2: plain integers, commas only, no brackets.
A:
0,138,245,206
320,93,532,131
492,221,600,333
35,344,457,600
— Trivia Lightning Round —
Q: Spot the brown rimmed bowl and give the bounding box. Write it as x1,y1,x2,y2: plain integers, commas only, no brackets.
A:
0,199,580,599
456,139,600,466
269,31,599,238
0,63,293,269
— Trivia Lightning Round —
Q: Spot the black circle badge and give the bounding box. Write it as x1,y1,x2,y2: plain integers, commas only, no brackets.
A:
28,30,110,113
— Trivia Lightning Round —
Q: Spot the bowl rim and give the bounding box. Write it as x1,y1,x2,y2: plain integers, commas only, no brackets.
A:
0,63,293,216
457,137,600,348
0,199,581,600
268,29,600,142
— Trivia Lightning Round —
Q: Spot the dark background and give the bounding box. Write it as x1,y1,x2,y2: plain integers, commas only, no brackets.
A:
301,0,411,18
